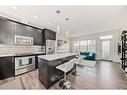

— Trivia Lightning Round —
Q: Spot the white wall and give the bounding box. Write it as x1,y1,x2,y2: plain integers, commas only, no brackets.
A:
70,29,122,62
112,29,122,62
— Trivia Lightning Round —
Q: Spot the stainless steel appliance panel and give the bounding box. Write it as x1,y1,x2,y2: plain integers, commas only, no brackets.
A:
46,39,55,54
15,56,35,75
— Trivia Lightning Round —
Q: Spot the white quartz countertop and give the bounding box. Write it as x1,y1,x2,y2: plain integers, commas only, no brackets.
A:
38,53,78,61
0,52,45,57
0,54,15,57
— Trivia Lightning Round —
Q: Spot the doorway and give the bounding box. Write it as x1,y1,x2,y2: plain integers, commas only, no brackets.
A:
100,39,113,61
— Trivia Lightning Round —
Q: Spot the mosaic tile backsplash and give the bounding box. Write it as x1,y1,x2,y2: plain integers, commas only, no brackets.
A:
0,45,43,54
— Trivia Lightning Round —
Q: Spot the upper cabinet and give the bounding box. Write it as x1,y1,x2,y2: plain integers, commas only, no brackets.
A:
13,23,44,46
12,22,23,36
12,22,34,37
0,16,56,46
0,18,13,44
44,29,56,40
22,25,34,37
12,22,34,45
42,30,46,46
33,28,43,46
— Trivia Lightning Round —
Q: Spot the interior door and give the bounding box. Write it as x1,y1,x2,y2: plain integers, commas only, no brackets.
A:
100,40,113,61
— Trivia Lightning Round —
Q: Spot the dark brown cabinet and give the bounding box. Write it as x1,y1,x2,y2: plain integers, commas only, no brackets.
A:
12,22,23,36
0,17,44,45
44,29,56,40
0,18,13,44
38,55,76,89
0,16,56,46
33,28,43,46
35,53,45,69
0,56,15,80
12,23,34,37
42,30,46,46
22,25,34,37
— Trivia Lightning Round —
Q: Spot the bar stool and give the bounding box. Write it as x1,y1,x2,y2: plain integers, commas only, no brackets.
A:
76,56,84,65
56,58,76,89
72,56,84,76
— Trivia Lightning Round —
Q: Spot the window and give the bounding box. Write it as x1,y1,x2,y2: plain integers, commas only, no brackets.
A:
73,40,96,53
88,40,96,52
73,41,80,53
80,41,87,52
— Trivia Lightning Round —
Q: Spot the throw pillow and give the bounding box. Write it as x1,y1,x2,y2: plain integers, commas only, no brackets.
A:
89,52,93,56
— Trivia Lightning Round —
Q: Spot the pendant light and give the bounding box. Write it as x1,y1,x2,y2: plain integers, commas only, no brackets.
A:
65,17,69,37
56,10,60,33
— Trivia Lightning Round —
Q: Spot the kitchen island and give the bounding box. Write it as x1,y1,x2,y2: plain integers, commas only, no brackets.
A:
38,53,77,89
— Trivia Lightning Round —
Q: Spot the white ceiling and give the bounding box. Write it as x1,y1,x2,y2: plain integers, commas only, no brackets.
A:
0,6,127,38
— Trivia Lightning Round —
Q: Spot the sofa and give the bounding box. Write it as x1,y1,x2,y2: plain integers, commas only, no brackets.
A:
80,51,96,60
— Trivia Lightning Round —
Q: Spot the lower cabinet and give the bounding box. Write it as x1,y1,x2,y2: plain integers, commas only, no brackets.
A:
0,56,15,80
35,53,45,69
38,55,76,89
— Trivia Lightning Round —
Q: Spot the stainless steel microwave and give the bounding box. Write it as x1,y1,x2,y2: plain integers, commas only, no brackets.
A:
14,35,33,45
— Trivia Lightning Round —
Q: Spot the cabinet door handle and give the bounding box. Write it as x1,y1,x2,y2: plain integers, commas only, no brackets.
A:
12,57,14,63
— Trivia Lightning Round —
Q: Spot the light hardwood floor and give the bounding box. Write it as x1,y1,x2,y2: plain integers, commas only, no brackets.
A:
0,61,127,89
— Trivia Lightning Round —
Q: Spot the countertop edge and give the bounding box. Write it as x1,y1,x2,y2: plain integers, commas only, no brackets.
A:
0,52,45,57
38,53,78,61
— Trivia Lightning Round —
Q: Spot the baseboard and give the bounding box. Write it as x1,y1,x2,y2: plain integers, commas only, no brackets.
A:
97,59,112,62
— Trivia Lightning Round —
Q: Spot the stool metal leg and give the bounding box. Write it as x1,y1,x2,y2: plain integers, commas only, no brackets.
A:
71,64,80,76
64,72,66,81
59,72,71,89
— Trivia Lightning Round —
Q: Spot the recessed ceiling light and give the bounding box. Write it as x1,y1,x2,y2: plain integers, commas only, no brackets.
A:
11,6,17,10
34,16,38,19
47,22,50,25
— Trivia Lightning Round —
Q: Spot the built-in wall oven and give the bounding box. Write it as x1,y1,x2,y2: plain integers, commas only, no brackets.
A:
15,56,35,75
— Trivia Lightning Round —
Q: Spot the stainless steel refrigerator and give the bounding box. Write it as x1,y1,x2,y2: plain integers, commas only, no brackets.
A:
46,39,56,54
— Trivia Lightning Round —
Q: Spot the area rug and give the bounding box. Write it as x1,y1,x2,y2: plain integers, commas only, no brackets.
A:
77,60,96,68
